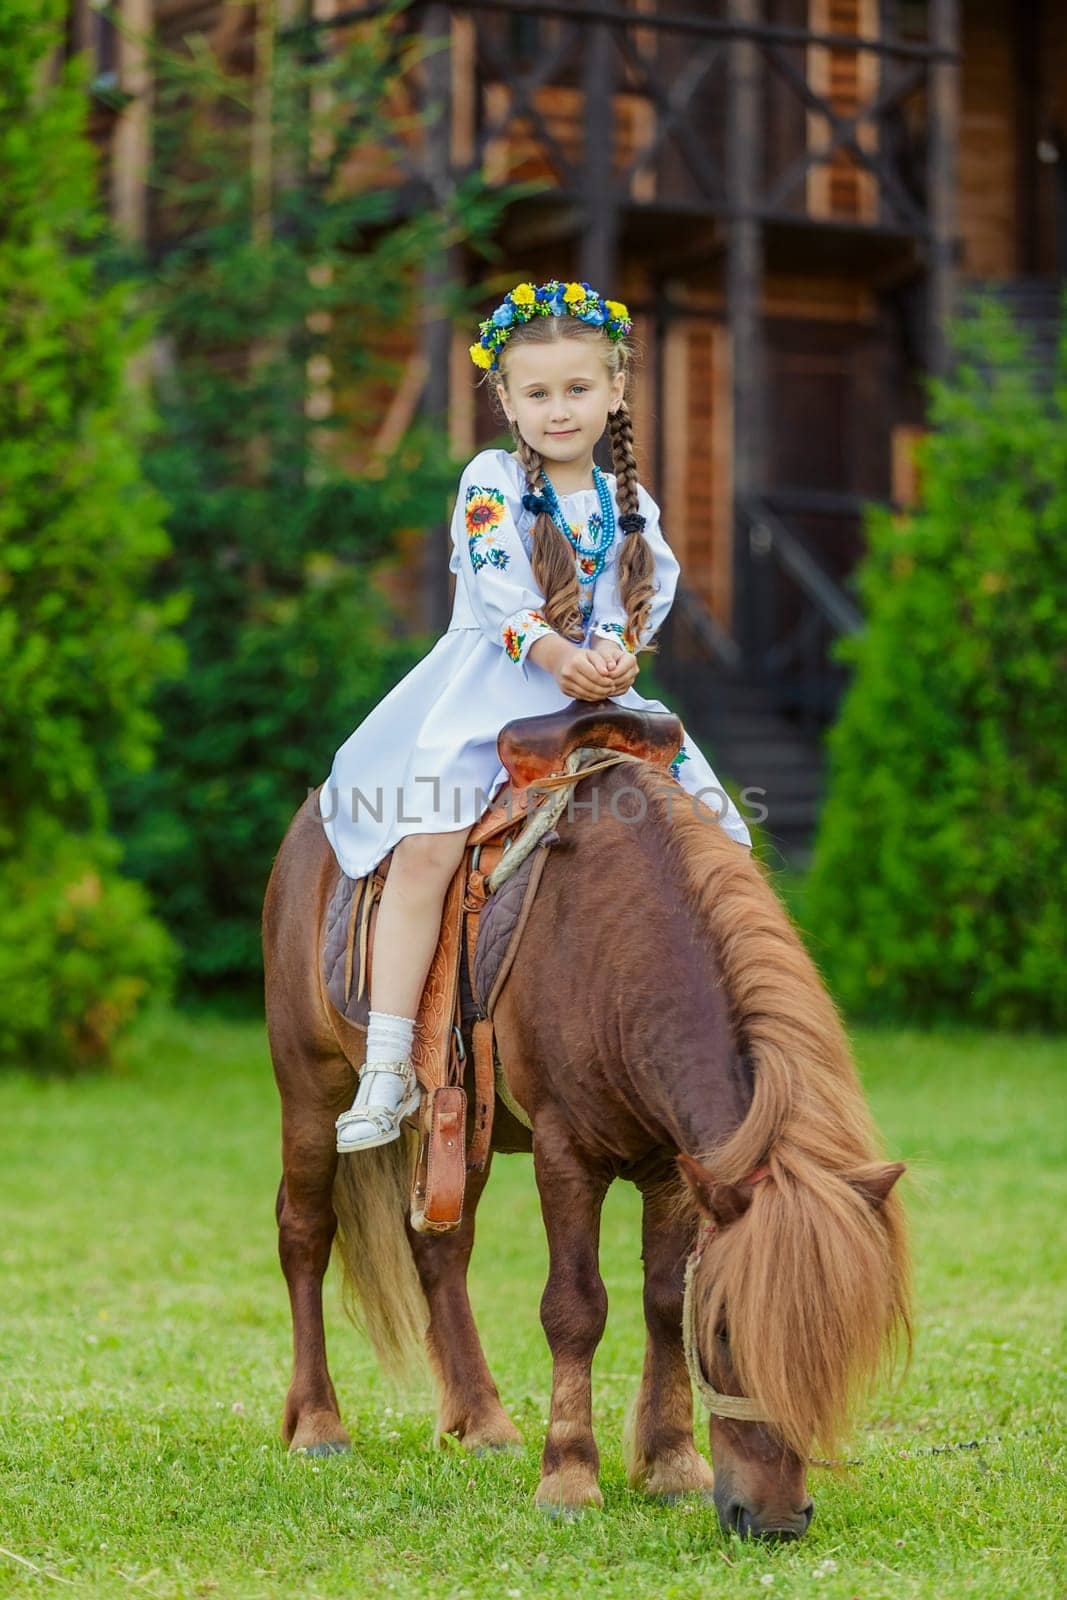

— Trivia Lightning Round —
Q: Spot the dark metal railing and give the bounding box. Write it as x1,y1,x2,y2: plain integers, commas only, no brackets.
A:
741,496,863,730
654,579,741,739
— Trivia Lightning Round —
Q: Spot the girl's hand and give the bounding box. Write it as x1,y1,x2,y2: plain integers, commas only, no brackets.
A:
589,636,640,697
554,646,620,701
528,634,639,700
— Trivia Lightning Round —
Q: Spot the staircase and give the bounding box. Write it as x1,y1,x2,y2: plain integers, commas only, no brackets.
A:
962,277,1063,390
656,590,831,870
677,676,827,870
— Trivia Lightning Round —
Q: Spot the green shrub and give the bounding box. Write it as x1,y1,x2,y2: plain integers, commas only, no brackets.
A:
0,2,180,1068
0,822,174,1072
806,298,1067,1028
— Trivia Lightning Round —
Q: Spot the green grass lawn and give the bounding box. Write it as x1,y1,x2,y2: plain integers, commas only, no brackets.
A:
0,1008,1063,1599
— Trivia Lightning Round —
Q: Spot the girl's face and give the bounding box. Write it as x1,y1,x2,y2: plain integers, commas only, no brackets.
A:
498,338,626,468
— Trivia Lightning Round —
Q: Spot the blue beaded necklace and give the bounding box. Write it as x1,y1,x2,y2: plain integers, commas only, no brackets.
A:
539,465,616,586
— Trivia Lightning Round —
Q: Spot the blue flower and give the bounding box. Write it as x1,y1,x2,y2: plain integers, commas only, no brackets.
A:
492,303,515,328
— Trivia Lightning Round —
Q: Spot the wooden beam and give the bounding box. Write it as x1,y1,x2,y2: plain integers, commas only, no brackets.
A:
927,0,959,377
582,0,617,288
418,4,456,635
111,0,151,245
727,0,766,669
308,1,953,66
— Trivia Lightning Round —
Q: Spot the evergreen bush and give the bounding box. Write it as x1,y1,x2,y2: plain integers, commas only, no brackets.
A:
806,298,1067,1028
0,1,180,1070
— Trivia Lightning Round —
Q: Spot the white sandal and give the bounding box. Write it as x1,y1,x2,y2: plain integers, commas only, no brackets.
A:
335,1059,422,1153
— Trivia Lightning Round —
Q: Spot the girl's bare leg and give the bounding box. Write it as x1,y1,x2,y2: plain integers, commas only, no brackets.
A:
336,827,472,1151
370,828,473,1016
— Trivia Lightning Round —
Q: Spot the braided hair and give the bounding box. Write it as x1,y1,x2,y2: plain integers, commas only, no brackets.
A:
607,401,657,650
509,429,585,641
484,318,660,652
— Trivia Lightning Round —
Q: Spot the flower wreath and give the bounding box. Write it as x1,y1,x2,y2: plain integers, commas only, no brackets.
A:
469,279,632,372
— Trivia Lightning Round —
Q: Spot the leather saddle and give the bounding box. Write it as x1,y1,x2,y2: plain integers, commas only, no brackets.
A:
498,700,683,790
321,698,683,1233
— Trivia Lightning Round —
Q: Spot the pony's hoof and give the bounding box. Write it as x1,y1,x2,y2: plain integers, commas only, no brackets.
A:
473,1440,525,1458
536,1501,592,1522
293,1438,351,1458
654,1488,716,1507
534,1472,603,1517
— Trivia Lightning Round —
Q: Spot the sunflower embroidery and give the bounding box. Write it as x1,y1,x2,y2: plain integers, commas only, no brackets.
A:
465,484,511,573
502,608,550,663
465,485,506,537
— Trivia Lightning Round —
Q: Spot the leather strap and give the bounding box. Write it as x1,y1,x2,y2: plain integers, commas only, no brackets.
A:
459,832,513,1169
406,853,470,1232
342,874,361,1006
410,859,467,1094
485,843,552,1016
353,873,376,1004
467,1017,495,1171
409,1085,467,1234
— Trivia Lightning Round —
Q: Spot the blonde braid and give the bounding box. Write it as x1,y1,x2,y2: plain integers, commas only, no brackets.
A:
608,404,657,651
510,427,585,642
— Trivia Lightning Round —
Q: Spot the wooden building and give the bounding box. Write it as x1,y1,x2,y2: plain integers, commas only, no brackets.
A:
74,0,1067,857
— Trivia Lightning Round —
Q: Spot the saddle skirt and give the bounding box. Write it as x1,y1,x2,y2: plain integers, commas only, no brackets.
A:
318,699,684,1232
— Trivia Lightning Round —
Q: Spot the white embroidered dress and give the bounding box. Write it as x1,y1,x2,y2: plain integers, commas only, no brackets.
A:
319,447,751,878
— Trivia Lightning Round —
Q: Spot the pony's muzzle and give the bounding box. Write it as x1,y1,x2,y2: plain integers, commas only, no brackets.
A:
722,1499,814,1541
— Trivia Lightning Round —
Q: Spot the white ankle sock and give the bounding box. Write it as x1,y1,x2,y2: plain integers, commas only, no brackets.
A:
365,1009,416,1065
348,1010,419,1122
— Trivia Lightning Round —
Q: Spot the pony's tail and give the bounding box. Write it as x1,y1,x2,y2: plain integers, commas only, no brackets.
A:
331,1132,428,1381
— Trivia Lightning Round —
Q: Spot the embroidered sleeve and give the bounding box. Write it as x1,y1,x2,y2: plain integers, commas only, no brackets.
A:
502,607,553,663
591,619,637,655
450,453,557,677
590,483,679,652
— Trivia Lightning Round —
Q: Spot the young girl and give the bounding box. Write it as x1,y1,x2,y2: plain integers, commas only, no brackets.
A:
320,278,752,1153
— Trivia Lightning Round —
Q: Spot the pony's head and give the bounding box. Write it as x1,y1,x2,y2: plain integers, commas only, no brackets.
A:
678,1152,907,1540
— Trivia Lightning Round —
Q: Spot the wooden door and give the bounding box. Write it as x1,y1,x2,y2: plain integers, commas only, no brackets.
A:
763,317,889,650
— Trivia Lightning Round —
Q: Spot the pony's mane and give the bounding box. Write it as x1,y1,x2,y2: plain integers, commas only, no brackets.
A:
629,764,911,1458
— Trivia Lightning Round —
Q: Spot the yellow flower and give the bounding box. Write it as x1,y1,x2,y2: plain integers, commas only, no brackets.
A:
605,299,629,322
563,282,586,305
464,485,506,538
469,342,494,369
510,282,536,305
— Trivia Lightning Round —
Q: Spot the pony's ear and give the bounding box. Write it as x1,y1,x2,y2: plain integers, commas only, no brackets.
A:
849,1162,906,1209
676,1154,756,1227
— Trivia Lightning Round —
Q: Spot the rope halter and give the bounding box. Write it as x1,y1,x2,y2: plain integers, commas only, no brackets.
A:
682,1164,775,1424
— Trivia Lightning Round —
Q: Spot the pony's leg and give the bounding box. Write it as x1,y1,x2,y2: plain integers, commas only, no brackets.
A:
626,1175,714,1499
276,1059,355,1456
531,1124,610,1513
408,1155,522,1453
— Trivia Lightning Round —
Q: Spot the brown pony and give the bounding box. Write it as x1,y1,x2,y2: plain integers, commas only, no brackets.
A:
263,758,910,1539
